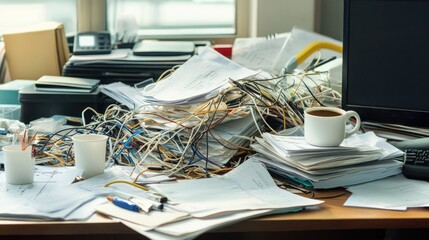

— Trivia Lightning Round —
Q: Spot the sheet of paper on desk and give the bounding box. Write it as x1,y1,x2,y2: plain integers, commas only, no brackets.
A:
141,47,258,105
122,207,301,240
73,166,172,200
0,165,90,219
101,82,149,110
232,34,289,73
150,158,322,218
95,203,189,229
345,174,429,210
272,27,342,74
28,185,99,220
0,165,80,199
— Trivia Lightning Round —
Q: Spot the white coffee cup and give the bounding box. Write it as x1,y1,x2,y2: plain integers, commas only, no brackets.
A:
3,145,35,185
72,134,108,179
304,107,361,147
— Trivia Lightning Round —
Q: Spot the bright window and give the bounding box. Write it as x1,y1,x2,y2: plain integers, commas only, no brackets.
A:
106,0,236,39
0,0,77,36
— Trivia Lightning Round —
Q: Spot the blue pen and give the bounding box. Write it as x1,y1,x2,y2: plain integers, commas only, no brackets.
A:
107,196,140,212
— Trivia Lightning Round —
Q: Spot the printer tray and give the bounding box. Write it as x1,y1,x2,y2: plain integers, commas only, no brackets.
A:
62,61,181,85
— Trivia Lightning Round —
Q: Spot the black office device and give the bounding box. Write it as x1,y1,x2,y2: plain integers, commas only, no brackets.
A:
343,0,429,128
391,137,429,180
19,86,103,124
73,32,112,55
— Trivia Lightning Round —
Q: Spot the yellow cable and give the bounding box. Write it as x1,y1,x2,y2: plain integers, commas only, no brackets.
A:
104,180,149,191
295,41,342,65
284,41,342,73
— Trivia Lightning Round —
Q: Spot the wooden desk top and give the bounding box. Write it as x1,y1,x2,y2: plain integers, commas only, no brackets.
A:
220,189,429,233
0,189,428,236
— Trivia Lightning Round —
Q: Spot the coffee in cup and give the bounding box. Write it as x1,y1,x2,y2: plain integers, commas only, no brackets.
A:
304,107,361,147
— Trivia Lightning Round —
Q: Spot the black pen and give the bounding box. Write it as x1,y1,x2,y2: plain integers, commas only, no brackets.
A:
306,56,337,72
147,192,168,203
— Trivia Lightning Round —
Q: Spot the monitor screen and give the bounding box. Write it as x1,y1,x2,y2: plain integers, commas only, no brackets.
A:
342,0,429,127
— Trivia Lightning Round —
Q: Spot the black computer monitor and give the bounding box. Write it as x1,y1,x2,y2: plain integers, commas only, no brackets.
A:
342,0,429,127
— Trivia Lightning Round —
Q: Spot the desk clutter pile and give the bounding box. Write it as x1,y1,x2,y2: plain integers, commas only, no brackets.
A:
1,28,427,240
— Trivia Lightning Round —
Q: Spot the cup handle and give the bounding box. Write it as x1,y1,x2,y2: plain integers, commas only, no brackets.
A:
344,110,361,138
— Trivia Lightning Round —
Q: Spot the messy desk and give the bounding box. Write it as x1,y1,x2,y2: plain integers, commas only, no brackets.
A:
1,188,429,240
1,42,429,239
2,1,429,239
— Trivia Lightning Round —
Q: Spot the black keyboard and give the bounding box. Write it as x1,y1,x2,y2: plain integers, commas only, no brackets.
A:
402,149,429,180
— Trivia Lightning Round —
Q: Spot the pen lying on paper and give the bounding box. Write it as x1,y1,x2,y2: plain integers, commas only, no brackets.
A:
107,196,141,212
110,191,164,212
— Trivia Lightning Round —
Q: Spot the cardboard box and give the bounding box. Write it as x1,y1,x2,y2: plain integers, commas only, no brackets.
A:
3,22,69,80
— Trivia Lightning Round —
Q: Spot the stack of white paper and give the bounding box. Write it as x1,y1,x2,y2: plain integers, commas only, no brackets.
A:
100,47,258,108
251,131,404,189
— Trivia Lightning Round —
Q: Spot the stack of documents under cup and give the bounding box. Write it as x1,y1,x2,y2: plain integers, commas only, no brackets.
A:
251,130,404,189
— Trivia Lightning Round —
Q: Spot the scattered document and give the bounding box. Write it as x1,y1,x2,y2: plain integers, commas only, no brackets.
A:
141,47,258,105
232,34,289,74
100,82,149,109
95,203,189,229
101,47,258,107
272,27,343,74
100,158,321,239
150,158,322,218
362,121,429,141
0,166,98,220
149,209,292,239
345,174,429,210
0,165,80,199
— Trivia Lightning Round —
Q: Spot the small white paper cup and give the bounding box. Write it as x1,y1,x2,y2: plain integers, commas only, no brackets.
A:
3,145,35,185
72,134,108,179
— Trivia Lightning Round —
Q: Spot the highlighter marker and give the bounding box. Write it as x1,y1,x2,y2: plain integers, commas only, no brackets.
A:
107,196,140,212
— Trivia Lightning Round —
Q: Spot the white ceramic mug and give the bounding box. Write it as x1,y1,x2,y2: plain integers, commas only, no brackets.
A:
72,134,108,179
304,107,361,147
3,145,35,185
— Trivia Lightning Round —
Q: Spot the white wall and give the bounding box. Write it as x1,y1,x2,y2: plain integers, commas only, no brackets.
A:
250,0,316,37
319,0,343,41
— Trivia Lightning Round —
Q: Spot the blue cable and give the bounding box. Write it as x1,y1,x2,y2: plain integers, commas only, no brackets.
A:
114,129,143,159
